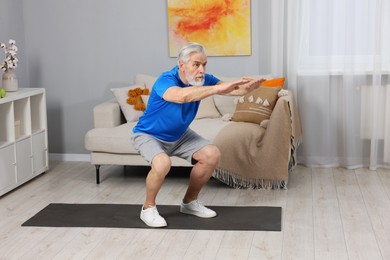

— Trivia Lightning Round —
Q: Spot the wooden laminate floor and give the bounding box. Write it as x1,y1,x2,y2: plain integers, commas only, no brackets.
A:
0,161,389,260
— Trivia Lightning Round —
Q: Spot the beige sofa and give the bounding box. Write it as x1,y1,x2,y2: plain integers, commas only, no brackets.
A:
85,74,301,187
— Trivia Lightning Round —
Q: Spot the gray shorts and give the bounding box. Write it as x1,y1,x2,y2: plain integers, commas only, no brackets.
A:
131,128,211,165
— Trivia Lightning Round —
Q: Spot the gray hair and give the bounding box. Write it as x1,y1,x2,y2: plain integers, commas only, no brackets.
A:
177,42,206,64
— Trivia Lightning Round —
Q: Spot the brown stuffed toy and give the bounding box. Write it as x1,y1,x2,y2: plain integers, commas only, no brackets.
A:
126,87,149,111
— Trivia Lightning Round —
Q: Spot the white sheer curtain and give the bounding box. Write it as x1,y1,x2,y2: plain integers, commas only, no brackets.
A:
270,0,390,169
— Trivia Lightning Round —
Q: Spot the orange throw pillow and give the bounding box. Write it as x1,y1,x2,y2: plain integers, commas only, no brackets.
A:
261,77,285,87
243,77,285,88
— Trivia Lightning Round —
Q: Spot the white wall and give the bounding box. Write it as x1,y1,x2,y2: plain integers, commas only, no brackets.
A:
2,0,272,155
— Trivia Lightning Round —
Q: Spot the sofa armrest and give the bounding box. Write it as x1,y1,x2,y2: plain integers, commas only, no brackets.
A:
93,99,125,128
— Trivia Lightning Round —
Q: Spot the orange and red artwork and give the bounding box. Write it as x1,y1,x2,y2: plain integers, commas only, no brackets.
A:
167,0,251,57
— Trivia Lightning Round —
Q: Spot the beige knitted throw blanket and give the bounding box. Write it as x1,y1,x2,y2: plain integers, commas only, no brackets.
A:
213,92,302,189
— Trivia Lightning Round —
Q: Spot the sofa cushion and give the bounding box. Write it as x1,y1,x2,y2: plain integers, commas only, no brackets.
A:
213,95,237,116
195,96,221,119
232,86,282,124
190,118,232,142
111,86,145,122
85,122,139,154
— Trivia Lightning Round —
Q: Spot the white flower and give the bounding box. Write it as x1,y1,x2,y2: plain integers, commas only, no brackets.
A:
0,39,18,71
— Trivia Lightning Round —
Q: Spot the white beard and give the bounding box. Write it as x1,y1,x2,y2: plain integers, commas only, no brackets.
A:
186,73,205,86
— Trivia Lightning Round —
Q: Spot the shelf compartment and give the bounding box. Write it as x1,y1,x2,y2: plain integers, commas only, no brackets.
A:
30,93,47,133
14,97,32,140
0,102,15,143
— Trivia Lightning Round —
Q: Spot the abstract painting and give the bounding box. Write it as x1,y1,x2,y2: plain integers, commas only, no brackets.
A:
167,0,251,57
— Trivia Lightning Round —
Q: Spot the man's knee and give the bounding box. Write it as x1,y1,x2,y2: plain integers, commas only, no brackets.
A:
151,153,171,176
194,145,220,166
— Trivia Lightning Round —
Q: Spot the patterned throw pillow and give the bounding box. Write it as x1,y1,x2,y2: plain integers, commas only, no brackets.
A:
232,86,283,124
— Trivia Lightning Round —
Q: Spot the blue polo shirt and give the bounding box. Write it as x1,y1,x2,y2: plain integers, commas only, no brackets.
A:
133,66,220,141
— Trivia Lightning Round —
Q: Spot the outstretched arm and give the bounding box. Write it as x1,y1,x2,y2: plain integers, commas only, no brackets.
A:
163,79,249,103
162,78,266,103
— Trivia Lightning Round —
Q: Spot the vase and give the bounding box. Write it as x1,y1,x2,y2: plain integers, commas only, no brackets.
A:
2,69,18,92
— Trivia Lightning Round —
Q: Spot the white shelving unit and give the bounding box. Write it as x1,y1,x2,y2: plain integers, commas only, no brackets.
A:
0,88,48,196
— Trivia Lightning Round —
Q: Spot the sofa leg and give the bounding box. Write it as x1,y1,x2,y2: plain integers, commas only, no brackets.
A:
95,165,101,184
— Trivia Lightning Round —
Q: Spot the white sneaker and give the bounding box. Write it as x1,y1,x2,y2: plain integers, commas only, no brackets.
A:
140,206,167,227
180,200,217,218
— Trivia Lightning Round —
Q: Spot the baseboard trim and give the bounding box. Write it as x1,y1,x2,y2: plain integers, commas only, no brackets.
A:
49,153,90,162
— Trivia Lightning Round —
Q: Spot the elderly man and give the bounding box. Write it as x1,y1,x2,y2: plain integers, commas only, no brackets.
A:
132,42,264,227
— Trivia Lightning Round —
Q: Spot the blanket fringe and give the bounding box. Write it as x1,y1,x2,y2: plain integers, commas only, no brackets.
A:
213,168,288,190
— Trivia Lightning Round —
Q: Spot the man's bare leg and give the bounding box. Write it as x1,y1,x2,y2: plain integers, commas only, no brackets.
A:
183,145,220,203
144,153,171,208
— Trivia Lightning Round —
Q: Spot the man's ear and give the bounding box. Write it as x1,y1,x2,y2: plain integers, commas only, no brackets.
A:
178,60,185,72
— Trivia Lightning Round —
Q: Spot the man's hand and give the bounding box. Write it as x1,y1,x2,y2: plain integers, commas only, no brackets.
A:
215,79,249,95
242,78,266,93
217,78,266,96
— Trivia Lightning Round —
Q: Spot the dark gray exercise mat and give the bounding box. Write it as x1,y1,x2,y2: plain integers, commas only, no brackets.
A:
22,203,282,231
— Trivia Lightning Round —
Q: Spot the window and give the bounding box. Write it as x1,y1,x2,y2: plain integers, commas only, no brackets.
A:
299,0,390,74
